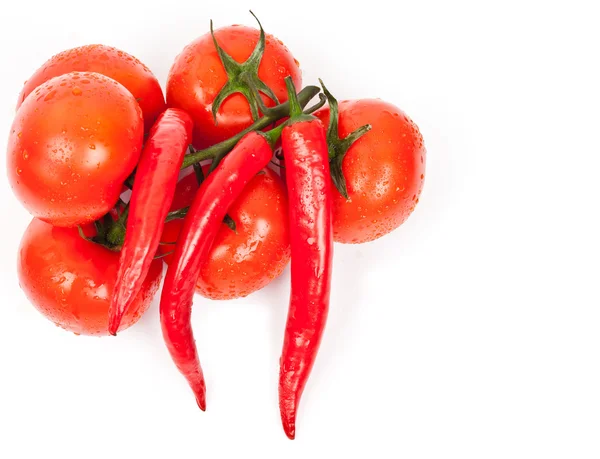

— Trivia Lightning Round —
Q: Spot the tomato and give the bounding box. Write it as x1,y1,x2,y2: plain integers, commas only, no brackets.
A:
7,71,144,227
166,24,301,149
17,44,166,131
314,99,426,243
17,219,162,336
159,167,290,300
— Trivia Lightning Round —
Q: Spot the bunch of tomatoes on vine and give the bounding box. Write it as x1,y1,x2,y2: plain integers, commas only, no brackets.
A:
7,12,425,439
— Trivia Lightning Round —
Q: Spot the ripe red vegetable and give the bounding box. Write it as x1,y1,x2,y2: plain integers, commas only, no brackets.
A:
159,167,290,300
160,130,276,410
7,71,144,227
315,98,426,243
108,108,193,335
166,14,301,149
18,219,162,336
278,78,333,439
5,12,431,441
17,44,166,131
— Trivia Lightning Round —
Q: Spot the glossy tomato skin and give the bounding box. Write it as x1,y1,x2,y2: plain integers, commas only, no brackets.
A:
166,25,301,149
159,167,290,300
17,44,166,131
7,72,144,227
315,99,426,243
17,219,163,336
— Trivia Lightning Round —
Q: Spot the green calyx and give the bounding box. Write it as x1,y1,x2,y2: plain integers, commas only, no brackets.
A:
260,122,285,148
77,204,129,251
284,77,317,124
211,11,279,123
319,79,372,199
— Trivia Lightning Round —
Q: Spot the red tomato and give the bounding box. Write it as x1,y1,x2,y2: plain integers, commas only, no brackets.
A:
7,72,144,227
18,219,163,336
314,99,426,243
166,25,301,149
159,167,290,300
17,44,166,131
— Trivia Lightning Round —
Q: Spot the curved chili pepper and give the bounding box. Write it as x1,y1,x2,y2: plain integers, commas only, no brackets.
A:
279,77,333,439
159,130,276,410
108,108,193,335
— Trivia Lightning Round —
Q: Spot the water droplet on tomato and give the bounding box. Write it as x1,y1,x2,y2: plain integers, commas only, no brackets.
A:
16,167,22,175
22,150,28,160
89,144,96,150
44,90,56,101
72,87,82,96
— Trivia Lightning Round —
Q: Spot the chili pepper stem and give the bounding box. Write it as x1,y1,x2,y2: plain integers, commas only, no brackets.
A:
261,122,284,147
283,77,315,124
285,78,303,117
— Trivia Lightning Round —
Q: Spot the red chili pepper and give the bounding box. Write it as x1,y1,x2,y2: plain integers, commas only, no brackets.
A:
108,108,193,335
279,77,333,439
159,130,277,410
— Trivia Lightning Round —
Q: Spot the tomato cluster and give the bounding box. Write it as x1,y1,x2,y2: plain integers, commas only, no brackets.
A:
7,13,425,438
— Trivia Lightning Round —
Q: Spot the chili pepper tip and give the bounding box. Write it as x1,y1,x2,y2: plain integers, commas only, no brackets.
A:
196,395,206,411
285,425,295,440
281,408,296,439
107,313,121,336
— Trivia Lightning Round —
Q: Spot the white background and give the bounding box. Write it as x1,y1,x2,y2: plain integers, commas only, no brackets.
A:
1,0,599,457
